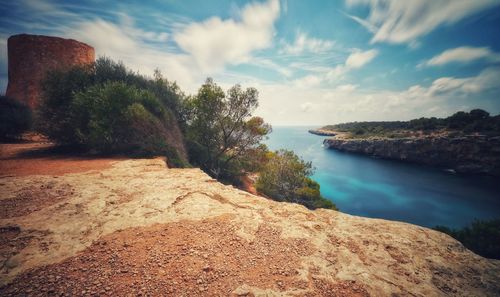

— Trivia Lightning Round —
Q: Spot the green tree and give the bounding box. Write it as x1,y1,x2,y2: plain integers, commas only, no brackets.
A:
37,58,186,144
37,64,94,143
69,81,186,166
434,219,500,259
256,149,337,210
36,58,188,166
186,78,271,180
469,109,489,120
0,96,32,140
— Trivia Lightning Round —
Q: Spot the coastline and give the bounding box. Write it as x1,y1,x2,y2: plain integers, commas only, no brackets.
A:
322,135,500,176
307,129,337,136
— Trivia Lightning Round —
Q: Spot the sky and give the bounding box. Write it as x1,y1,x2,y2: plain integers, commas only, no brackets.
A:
1,0,500,125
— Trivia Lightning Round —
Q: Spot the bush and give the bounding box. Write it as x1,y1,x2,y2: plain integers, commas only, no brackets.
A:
37,64,94,143
434,219,500,259
0,96,32,140
36,58,188,166
69,82,184,161
37,58,186,144
256,149,337,210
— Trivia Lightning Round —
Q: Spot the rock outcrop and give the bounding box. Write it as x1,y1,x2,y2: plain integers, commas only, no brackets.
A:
324,136,500,175
308,129,337,136
0,157,499,296
5,34,95,108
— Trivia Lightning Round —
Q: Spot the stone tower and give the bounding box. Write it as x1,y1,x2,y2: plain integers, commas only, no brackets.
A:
5,34,95,108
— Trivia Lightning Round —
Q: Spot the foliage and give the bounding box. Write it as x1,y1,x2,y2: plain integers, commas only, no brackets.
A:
93,58,185,116
256,149,337,210
37,64,94,143
0,96,32,140
37,57,186,143
71,82,160,152
322,109,500,138
36,59,188,166
434,219,500,260
185,78,271,181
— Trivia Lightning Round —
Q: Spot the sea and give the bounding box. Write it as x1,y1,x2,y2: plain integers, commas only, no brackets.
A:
264,126,500,228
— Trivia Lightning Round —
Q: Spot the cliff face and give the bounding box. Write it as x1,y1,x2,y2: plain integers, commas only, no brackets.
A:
5,34,95,108
0,157,499,296
324,136,500,175
308,129,337,136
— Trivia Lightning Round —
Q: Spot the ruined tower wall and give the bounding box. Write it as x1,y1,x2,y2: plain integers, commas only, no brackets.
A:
5,34,95,108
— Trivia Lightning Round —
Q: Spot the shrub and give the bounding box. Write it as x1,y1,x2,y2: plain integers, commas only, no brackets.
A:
69,81,184,161
37,64,94,143
434,219,500,259
37,58,186,144
256,149,337,210
0,96,32,140
36,58,188,166
94,59,185,119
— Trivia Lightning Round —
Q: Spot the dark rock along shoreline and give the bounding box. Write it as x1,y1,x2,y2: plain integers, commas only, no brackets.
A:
323,135,500,176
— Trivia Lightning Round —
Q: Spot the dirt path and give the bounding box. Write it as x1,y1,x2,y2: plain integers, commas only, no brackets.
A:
0,143,124,177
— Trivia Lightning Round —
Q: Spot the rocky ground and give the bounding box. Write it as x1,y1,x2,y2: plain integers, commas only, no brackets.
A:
0,143,499,296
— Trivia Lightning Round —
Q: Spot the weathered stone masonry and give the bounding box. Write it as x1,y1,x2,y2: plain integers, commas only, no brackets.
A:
5,34,95,108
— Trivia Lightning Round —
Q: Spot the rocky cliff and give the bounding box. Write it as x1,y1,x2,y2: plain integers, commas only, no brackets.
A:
308,129,337,136
0,156,499,296
324,136,500,176
5,34,95,108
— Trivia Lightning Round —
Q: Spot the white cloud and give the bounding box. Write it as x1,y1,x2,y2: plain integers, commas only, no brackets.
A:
335,84,358,92
457,67,500,93
345,49,378,68
119,14,169,43
0,37,7,64
326,48,378,80
293,75,322,88
290,48,377,87
428,77,468,95
75,20,138,56
61,19,198,90
300,102,314,112
249,57,293,77
422,46,500,67
55,0,280,91
404,67,500,97
281,31,334,55
343,12,377,33
346,0,500,45
404,67,500,99
174,0,279,72
252,67,500,125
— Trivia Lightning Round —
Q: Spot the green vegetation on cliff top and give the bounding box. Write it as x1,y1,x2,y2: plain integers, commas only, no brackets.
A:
321,109,500,139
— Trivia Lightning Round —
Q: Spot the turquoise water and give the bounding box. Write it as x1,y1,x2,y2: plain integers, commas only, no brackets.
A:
264,126,500,228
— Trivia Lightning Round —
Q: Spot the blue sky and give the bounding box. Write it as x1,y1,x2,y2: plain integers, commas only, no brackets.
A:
1,0,500,125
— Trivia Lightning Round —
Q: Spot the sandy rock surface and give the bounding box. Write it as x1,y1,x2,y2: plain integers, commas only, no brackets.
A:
0,156,499,296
